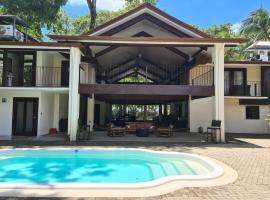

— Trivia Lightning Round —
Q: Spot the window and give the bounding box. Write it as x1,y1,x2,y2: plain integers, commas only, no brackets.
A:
246,106,260,120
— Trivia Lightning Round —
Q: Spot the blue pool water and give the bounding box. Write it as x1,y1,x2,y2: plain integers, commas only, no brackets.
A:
0,149,213,183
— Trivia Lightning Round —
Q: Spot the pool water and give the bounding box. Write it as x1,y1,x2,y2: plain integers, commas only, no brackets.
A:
0,149,215,183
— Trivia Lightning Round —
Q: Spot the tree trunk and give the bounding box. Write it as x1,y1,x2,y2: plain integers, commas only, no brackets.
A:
86,0,97,30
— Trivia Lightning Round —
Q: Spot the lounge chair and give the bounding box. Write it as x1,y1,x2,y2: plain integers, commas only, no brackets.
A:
155,124,174,137
107,123,126,137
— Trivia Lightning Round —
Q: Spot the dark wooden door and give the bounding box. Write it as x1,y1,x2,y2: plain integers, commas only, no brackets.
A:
61,61,69,87
262,67,270,97
94,104,100,125
12,98,38,136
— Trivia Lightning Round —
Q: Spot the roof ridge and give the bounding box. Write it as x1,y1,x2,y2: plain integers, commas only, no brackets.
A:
80,3,209,38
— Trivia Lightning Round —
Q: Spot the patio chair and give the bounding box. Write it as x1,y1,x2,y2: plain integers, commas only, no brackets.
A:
155,124,174,138
206,120,221,142
107,123,126,137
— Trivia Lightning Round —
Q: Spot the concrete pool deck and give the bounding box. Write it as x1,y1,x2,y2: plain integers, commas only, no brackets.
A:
0,134,269,199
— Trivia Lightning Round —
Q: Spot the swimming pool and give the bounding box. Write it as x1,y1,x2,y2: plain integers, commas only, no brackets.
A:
0,148,224,189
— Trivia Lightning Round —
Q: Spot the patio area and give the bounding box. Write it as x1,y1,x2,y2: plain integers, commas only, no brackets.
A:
0,134,269,199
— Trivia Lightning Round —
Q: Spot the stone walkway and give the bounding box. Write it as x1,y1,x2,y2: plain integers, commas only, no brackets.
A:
1,136,270,200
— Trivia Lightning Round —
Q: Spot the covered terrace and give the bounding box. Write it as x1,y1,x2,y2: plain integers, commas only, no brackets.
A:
49,34,247,143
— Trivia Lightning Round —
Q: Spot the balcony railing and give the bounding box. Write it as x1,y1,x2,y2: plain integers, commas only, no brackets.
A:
0,66,67,87
224,80,262,97
81,64,214,86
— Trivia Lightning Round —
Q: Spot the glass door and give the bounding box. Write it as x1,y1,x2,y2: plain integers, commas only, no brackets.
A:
224,69,246,96
12,98,38,136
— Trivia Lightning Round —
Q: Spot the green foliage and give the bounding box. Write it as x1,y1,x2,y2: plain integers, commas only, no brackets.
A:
203,23,247,61
205,23,237,38
0,0,68,40
124,0,157,10
96,10,122,27
71,15,90,35
240,8,270,42
49,9,122,35
49,9,73,35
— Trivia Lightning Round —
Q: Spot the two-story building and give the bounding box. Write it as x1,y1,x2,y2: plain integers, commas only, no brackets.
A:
0,3,269,142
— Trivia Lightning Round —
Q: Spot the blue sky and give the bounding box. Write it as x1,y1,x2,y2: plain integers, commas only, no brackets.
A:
65,0,270,30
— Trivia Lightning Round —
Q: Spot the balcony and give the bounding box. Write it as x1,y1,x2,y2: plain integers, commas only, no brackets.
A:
0,66,68,88
224,81,262,97
79,65,215,101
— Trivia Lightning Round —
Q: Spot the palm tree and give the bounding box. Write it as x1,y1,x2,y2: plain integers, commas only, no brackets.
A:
240,8,270,42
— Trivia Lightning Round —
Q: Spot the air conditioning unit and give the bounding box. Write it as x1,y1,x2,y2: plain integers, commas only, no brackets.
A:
0,25,24,41
15,29,24,42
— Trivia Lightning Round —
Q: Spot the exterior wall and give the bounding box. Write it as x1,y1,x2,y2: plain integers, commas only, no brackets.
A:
39,92,55,135
225,64,261,82
190,96,270,134
95,100,107,125
0,90,68,139
59,94,69,119
80,63,96,84
225,99,269,134
0,90,40,139
36,51,66,87
190,97,214,133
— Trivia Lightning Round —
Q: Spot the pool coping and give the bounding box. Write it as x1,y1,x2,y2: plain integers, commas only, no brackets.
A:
0,147,238,197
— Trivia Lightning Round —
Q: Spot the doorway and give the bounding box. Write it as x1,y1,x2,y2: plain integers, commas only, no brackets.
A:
12,98,39,136
262,66,270,97
94,104,101,125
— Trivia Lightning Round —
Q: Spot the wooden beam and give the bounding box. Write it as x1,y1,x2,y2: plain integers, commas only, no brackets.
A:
94,94,189,105
95,31,191,60
113,70,159,83
165,47,189,60
79,84,214,96
101,13,190,37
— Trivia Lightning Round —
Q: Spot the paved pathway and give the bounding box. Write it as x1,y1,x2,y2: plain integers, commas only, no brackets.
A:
1,136,270,200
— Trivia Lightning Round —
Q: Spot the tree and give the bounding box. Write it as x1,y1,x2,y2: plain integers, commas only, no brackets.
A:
240,8,270,42
124,0,157,10
0,0,67,40
86,0,97,29
204,23,247,61
205,23,237,38
49,9,73,35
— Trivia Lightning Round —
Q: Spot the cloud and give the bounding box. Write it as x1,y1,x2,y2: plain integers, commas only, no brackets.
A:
68,0,125,11
232,22,242,33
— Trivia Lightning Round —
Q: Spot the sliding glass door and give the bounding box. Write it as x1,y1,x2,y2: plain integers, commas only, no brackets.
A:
224,69,246,96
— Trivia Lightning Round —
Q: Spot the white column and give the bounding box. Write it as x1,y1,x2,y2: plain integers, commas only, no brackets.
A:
53,94,60,130
87,95,95,131
68,47,81,141
213,44,225,142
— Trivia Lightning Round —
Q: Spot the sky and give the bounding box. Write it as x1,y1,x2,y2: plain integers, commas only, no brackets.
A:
65,0,270,31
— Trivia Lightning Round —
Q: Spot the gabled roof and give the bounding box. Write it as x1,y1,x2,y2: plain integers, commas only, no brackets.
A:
247,41,270,51
48,35,248,47
81,3,209,38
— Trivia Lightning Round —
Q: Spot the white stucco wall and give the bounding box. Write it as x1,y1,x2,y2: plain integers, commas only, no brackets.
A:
0,90,40,139
225,64,261,82
225,99,270,134
36,51,66,87
190,97,214,133
0,90,68,139
59,94,69,119
39,92,55,135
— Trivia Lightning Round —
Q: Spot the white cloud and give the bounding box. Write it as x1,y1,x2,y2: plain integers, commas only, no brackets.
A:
232,22,242,33
68,0,125,11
